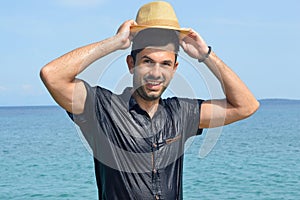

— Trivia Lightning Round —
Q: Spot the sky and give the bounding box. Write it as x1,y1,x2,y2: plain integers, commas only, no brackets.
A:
1,0,300,106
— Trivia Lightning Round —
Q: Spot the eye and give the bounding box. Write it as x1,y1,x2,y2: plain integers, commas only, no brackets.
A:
143,59,153,64
162,61,172,67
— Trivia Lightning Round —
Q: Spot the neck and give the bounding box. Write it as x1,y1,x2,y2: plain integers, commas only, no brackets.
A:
132,91,160,118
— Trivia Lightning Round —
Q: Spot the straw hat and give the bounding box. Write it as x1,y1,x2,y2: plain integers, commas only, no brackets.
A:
130,1,189,34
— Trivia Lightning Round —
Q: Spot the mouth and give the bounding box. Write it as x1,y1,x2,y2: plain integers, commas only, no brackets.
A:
144,80,163,90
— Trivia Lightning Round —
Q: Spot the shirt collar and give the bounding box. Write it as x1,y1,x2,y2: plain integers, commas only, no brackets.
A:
120,87,165,113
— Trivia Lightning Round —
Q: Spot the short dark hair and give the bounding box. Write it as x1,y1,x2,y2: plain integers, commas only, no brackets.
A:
130,28,179,64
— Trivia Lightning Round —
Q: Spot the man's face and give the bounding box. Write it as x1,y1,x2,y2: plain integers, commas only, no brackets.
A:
129,46,178,101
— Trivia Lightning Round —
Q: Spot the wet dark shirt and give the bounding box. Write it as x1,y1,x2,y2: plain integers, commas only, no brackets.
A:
68,81,203,200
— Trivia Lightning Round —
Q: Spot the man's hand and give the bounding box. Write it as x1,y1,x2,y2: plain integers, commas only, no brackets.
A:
40,20,138,114
116,20,138,50
180,29,210,61
179,29,260,128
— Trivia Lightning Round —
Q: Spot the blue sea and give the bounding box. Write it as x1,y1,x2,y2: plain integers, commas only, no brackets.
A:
1,100,300,199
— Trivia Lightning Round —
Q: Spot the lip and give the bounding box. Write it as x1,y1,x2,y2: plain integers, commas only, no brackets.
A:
145,80,163,90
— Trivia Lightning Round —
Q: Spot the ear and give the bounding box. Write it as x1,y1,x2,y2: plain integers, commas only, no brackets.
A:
126,55,135,74
170,61,179,78
173,61,179,72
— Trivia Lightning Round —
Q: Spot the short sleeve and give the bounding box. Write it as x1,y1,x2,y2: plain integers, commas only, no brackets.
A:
66,81,98,146
178,98,204,139
67,80,98,123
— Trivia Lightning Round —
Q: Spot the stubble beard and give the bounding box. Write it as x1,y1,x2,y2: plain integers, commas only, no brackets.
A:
135,84,167,102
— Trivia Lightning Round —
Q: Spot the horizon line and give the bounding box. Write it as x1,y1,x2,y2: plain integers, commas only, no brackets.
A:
1,98,300,108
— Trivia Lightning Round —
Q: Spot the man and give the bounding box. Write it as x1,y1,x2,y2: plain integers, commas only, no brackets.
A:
40,1,259,199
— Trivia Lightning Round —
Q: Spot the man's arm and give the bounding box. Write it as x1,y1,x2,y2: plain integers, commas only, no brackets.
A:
199,52,260,128
40,20,136,114
180,29,260,128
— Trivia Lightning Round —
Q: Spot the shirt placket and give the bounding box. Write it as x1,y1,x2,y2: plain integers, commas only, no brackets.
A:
150,116,164,200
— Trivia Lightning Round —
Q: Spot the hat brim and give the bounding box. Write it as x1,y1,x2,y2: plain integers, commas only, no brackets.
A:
130,25,190,34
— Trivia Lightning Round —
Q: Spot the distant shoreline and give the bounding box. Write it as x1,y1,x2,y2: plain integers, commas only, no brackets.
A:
258,98,300,105
0,105,60,108
1,98,300,108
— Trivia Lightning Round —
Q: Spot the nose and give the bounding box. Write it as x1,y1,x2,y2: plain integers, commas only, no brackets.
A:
148,63,162,78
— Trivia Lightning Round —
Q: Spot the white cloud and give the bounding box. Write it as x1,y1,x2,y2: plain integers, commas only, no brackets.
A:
20,84,46,96
21,84,33,90
210,17,298,30
0,86,8,92
57,0,106,7
21,84,34,95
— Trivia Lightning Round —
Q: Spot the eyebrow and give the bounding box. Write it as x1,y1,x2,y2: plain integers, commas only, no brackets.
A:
141,55,173,64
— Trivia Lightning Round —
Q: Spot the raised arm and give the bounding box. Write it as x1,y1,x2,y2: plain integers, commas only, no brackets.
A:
40,20,137,114
180,29,260,128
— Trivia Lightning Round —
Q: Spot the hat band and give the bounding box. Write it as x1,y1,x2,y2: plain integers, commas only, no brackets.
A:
138,19,180,29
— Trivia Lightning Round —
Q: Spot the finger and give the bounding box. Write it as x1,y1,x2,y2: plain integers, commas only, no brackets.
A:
121,20,133,32
131,20,138,26
125,19,137,26
179,28,192,40
179,40,187,50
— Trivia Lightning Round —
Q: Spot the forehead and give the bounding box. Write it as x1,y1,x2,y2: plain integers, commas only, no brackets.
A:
137,47,177,60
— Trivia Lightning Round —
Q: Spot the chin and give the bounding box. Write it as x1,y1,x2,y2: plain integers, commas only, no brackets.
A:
146,93,161,101
140,89,160,100
139,88,162,101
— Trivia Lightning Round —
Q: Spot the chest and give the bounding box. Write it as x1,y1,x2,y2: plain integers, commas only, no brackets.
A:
97,105,185,171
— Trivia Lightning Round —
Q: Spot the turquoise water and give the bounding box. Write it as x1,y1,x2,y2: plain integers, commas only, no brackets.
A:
1,100,300,199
